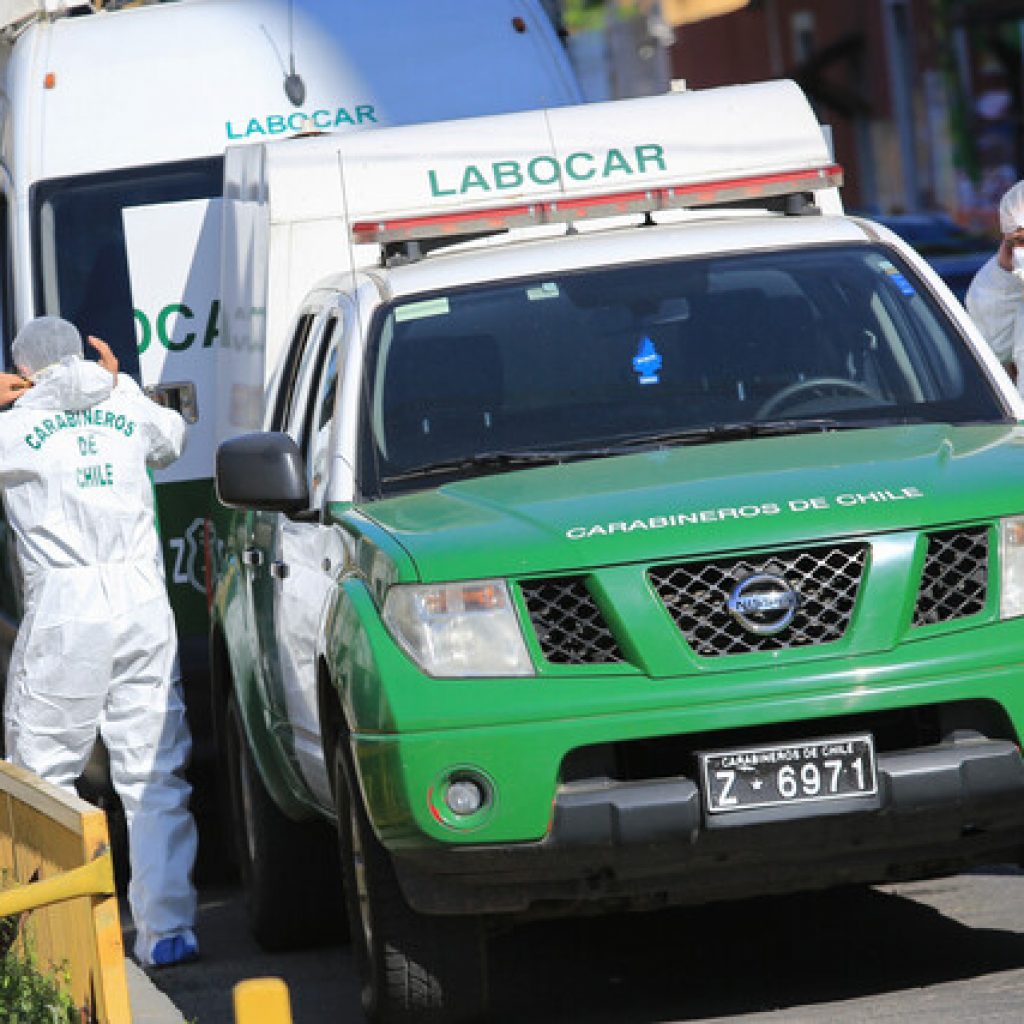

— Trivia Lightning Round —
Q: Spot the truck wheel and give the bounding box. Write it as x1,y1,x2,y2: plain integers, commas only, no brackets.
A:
333,739,488,1023
225,695,345,950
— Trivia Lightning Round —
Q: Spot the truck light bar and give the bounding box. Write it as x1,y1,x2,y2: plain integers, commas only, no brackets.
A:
352,164,843,245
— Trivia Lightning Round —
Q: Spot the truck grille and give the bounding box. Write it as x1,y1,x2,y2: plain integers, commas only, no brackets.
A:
520,577,623,664
912,528,989,627
649,543,867,657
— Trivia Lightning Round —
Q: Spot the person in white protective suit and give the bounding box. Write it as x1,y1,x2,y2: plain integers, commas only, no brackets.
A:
0,316,199,968
966,180,1024,394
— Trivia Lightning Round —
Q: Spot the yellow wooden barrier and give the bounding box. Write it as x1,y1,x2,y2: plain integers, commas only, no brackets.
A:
0,759,130,1023
234,977,294,1024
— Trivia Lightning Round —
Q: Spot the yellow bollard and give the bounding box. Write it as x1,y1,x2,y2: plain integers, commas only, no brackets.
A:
233,977,294,1024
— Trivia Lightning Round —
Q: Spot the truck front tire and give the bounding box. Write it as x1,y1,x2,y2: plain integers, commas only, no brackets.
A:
332,738,488,1023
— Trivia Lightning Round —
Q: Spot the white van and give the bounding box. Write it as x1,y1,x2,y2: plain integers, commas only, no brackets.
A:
0,0,580,762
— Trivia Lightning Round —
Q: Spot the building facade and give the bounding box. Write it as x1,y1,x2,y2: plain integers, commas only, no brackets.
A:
668,0,1024,231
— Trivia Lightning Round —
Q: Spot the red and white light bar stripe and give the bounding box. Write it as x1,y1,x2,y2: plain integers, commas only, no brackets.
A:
352,164,843,245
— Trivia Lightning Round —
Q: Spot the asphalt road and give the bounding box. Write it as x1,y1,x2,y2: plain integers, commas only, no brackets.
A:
142,866,1024,1023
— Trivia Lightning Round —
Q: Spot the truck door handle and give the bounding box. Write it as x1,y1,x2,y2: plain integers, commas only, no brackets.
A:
242,546,264,568
270,560,290,580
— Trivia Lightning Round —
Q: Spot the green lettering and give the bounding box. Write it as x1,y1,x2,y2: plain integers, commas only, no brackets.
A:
528,156,560,186
203,300,221,348
25,434,39,451
225,121,245,140
134,309,152,355
461,165,490,192
334,108,355,127
266,114,287,135
246,118,265,137
288,112,308,132
565,152,595,181
428,170,457,198
312,109,331,129
157,303,196,352
492,161,523,190
603,148,633,177
76,464,112,488
356,105,377,124
635,143,666,173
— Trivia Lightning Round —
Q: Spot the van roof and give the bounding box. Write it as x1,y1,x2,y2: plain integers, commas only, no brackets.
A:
9,0,580,182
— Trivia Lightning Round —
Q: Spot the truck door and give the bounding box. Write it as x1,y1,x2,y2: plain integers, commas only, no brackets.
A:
249,303,348,806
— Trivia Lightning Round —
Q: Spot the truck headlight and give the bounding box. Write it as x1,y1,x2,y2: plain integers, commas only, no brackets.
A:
1000,517,1024,618
382,580,534,677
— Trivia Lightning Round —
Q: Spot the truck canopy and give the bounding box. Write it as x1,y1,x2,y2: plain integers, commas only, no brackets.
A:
219,77,843,434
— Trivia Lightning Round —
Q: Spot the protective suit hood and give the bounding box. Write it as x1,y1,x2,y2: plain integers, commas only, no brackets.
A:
13,356,113,411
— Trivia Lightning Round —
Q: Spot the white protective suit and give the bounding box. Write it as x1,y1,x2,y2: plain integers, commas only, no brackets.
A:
966,180,1024,396
0,354,197,964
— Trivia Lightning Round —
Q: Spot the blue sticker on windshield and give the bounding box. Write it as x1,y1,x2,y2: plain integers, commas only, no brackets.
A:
878,259,917,297
890,272,916,297
633,336,662,385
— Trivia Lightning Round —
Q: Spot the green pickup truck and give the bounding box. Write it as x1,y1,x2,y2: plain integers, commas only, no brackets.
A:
210,82,1024,1022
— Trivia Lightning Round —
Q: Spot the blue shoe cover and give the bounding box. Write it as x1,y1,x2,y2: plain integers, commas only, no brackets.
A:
150,935,198,967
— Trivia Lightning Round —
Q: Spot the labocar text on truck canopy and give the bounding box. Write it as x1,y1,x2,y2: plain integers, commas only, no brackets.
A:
213,79,1024,1021
0,0,580,784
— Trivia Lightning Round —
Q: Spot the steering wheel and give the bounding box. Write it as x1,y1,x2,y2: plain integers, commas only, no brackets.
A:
756,377,879,419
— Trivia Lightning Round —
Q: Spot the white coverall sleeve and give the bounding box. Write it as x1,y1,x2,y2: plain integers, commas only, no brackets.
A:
116,376,187,469
965,255,1024,386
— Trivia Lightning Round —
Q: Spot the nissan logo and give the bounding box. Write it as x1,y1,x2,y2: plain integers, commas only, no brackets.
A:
726,573,800,636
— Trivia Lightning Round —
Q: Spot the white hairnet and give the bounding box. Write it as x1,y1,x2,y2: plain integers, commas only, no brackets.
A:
1000,180,1024,234
11,316,83,375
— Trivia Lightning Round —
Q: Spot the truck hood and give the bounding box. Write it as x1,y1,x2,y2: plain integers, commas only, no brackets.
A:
359,423,1024,581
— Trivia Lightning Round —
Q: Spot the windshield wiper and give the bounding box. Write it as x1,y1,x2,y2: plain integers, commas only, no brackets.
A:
380,418,888,486
610,418,850,449
381,450,576,485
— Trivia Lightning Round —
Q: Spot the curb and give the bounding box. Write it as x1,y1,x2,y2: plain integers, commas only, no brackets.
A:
125,959,186,1024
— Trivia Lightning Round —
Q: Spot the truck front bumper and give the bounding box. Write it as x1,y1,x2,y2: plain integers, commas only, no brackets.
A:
392,737,1024,916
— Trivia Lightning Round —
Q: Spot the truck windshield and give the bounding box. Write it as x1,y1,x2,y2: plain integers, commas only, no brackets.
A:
29,157,223,378
360,244,1008,496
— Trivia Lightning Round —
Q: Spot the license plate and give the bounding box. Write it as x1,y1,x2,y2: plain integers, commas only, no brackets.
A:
699,734,877,815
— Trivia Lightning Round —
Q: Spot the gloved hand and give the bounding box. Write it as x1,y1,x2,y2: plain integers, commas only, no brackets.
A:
86,335,118,385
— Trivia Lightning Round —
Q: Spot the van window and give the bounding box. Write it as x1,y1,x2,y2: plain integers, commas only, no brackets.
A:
360,244,1009,497
29,157,223,379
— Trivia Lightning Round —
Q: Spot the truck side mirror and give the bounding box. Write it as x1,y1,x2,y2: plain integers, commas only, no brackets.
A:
215,432,310,513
